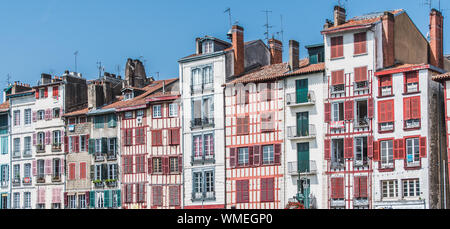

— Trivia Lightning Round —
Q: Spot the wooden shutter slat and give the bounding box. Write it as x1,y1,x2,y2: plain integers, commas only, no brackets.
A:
420,137,427,158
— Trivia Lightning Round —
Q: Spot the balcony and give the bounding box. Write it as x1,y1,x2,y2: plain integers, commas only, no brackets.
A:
22,177,32,186
330,161,345,170
405,119,420,129
23,151,32,158
353,81,369,91
354,117,369,128
0,180,8,188
191,83,214,94
191,154,215,165
36,176,45,184
287,125,316,141
52,176,61,183
105,179,118,187
36,144,45,153
107,154,117,161
52,143,62,152
93,180,104,188
286,91,316,107
12,177,21,187
95,155,105,162
190,118,214,129
288,161,317,175
192,191,216,201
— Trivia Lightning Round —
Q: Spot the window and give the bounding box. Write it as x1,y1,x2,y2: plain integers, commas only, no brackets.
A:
136,109,145,118
402,179,420,198
152,158,162,173
406,138,420,166
380,140,394,169
169,186,180,206
236,85,250,105
24,137,31,156
124,129,133,146
94,116,104,129
262,145,274,165
354,32,367,55
236,180,250,203
169,157,179,173
78,194,86,209
24,109,31,125
192,172,203,200
332,102,344,122
202,40,213,54
52,86,59,98
80,136,87,152
404,96,421,129
123,156,133,174
107,114,117,128
191,97,214,128
136,183,145,203
261,112,275,132
354,176,368,199
124,92,133,100
238,148,249,166
355,100,368,127
53,158,61,178
135,127,145,145
331,70,345,93
14,110,20,126
169,103,178,117
404,71,419,93
152,186,163,206
124,111,133,119
37,110,45,121
192,170,215,201
193,135,203,160
378,100,394,132
151,130,162,146
354,66,368,89
13,138,20,157
330,36,344,59
136,155,145,173
96,192,104,208
95,139,102,154
80,162,87,180
107,138,117,158
68,163,76,180
204,134,214,159
52,130,61,148
37,160,45,179
13,192,20,209
153,105,162,118
24,192,31,209
192,134,214,162
37,132,45,150
331,139,344,169
203,66,213,87
53,108,60,119
1,137,8,155
236,115,250,135
379,75,393,97
260,83,272,102
331,178,345,200
354,137,368,166
205,171,214,199
39,88,45,99
24,163,31,178
69,195,76,209
260,178,275,202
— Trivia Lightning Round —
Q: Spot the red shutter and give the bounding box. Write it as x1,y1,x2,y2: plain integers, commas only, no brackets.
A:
35,89,39,99
53,86,59,97
344,138,353,159
368,136,373,158
325,103,331,123
411,96,421,119
274,144,281,165
85,134,89,151
64,192,68,207
253,145,260,166
75,136,80,152
398,138,405,159
368,98,374,119
331,37,337,58
32,160,37,176
373,141,380,161
236,117,242,135
230,148,236,168
64,136,69,153
420,137,427,158
324,139,331,160
360,177,368,198
404,98,411,121
393,139,399,160
178,156,183,174
354,66,367,82
164,157,169,174
332,70,345,86
338,178,344,199
354,177,360,198
386,100,394,122
148,158,153,174
44,87,48,98
345,101,354,121
248,147,254,166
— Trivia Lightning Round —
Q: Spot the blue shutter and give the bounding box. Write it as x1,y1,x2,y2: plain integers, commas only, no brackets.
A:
117,190,121,207
89,191,95,208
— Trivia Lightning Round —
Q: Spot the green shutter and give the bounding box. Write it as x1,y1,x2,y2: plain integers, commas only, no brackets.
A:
90,165,95,181
89,191,95,208
88,139,95,154
297,112,309,137
296,79,308,104
104,190,110,208
108,114,117,128
297,143,310,173
117,190,121,207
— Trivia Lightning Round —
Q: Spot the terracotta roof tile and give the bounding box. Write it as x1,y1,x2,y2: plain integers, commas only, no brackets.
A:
0,101,9,111
432,72,450,81
63,108,89,117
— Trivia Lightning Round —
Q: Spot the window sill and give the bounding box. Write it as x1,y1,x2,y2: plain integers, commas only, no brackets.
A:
378,167,394,172
377,94,394,99
330,56,345,61
353,52,368,57
402,91,421,96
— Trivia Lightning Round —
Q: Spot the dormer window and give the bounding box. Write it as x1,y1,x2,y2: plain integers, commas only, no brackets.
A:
124,92,134,101
203,40,214,54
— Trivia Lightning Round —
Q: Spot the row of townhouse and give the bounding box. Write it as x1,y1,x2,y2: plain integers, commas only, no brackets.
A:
0,5,449,209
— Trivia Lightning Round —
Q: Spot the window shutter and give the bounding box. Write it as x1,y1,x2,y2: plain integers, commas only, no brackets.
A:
393,139,399,160
411,97,421,119
88,139,95,154
32,111,37,122
85,135,90,152
45,131,50,145
90,165,94,181
373,141,380,161
89,191,95,208
345,101,354,121
33,133,36,146
354,177,360,198
368,98,374,119
148,158,153,174
104,190,110,208
230,148,236,168
344,138,353,159
404,98,411,121
45,159,51,175
35,90,39,99
398,138,405,159
32,160,37,176
248,146,254,166
274,144,281,165
178,156,183,174
386,100,394,122
324,139,331,160
85,191,90,208
64,192,68,207
64,136,69,153
332,70,344,86
117,190,121,207
75,136,79,153
44,88,48,98
101,164,107,180
360,177,368,198
253,145,260,166
354,66,367,82
325,103,331,123
164,157,169,175
101,138,107,154
337,178,344,199
53,86,59,97
368,136,373,158
236,117,242,135
420,137,427,158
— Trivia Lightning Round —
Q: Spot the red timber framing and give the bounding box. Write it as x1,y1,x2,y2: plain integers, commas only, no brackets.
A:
325,68,374,209
119,107,150,209
444,82,450,185
146,95,182,209
225,81,283,209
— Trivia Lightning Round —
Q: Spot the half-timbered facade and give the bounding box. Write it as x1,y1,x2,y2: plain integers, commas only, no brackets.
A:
0,98,10,209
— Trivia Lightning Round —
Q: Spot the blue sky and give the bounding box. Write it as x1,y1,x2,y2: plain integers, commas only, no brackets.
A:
0,0,448,87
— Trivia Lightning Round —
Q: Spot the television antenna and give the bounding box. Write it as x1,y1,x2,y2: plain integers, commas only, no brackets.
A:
116,65,121,77
6,74,11,86
74,51,79,73
224,8,232,27
96,61,104,78
262,10,273,45
280,15,285,48
338,0,348,8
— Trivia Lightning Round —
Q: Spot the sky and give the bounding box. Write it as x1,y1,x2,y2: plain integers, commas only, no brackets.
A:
0,0,448,87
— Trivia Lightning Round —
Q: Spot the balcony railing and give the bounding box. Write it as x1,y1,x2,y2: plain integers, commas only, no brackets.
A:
190,118,214,129
354,81,369,91
95,155,105,162
287,125,316,140
12,177,21,187
52,176,61,183
192,191,216,201
286,91,316,106
107,154,117,161
52,143,62,152
0,180,8,188
330,161,345,170
354,117,369,128
191,83,214,94
36,176,45,183
191,154,215,165
288,161,317,175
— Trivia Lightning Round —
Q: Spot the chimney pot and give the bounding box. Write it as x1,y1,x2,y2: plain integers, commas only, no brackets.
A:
269,38,283,65
334,5,346,26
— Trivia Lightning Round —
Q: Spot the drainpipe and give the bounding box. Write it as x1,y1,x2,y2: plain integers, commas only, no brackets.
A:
282,78,288,208
223,80,227,209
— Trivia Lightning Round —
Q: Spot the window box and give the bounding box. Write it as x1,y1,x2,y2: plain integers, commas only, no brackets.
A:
22,177,32,186
95,155,105,162
37,177,45,183
52,176,61,183
93,180,104,188
52,143,61,152
379,122,394,133
36,144,45,153
12,177,21,187
105,179,117,187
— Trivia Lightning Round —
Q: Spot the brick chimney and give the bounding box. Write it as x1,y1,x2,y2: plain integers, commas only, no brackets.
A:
269,38,283,65
289,40,299,71
231,25,245,76
430,9,444,69
382,12,395,68
196,37,202,55
334,6,346,26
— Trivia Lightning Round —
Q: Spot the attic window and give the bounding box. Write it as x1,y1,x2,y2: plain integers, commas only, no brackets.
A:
203,40,214,54
124,92,134,101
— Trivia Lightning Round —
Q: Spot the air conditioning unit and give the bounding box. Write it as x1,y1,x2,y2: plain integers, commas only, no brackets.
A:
136,117,143,125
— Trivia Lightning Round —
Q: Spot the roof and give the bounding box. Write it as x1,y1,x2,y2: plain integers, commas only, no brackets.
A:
102,78,178,111
6,89,35,99
375,63,444,76
63,108,89,117
322,9,404,34
0,101,9,112
180,40,261,61
226,58,324,85
432,72,450,81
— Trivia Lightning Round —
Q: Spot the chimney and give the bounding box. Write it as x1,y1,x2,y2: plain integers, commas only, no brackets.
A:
196,38,202,55
231,25,245,76
289,40,300,71
430,8,444,69
382,12,395,68
41,73,52,85
269,38,283,65
324,19,333,30
334,6,346,26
